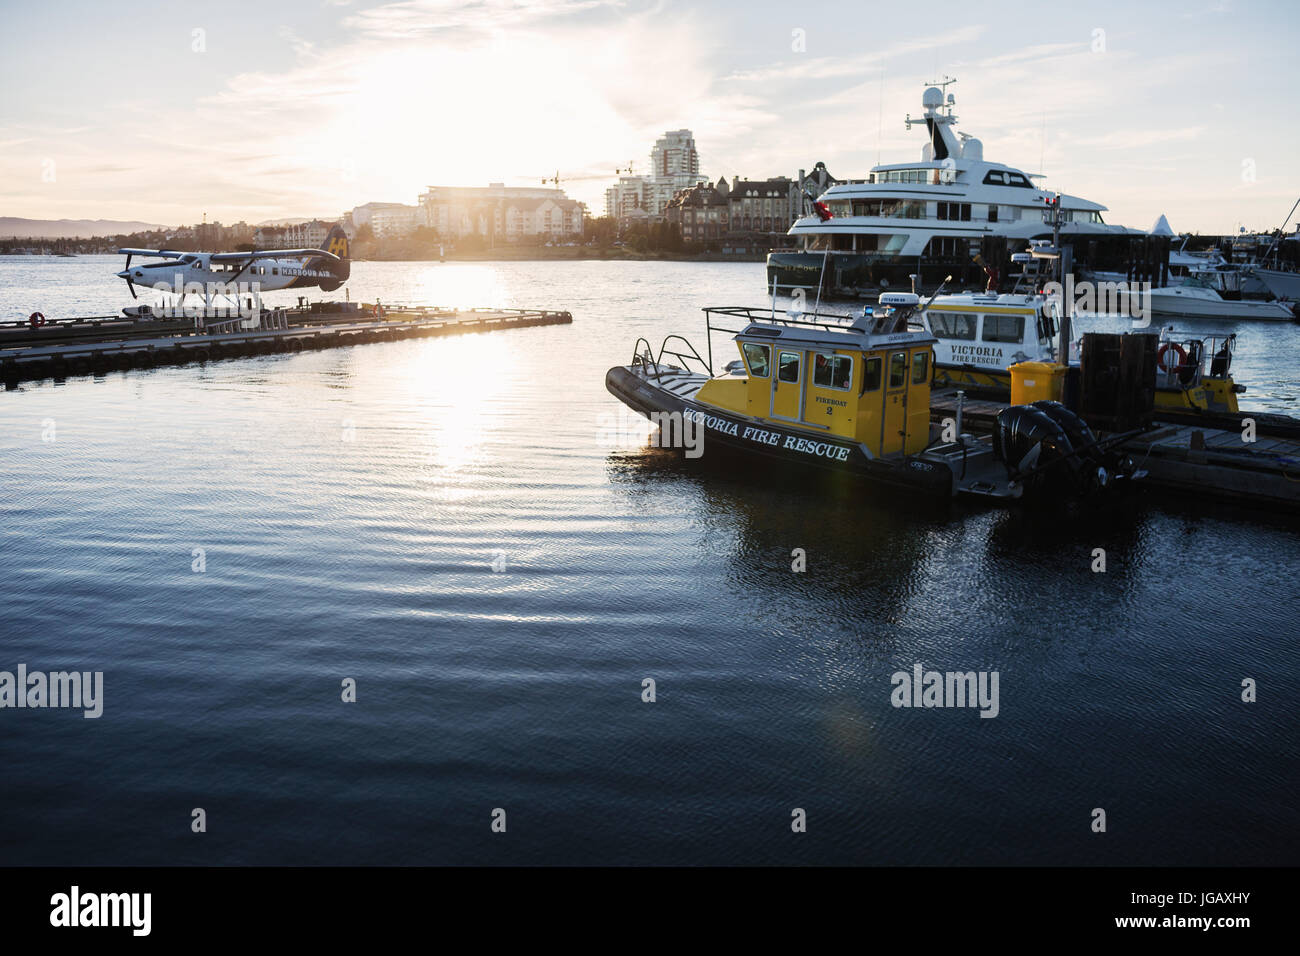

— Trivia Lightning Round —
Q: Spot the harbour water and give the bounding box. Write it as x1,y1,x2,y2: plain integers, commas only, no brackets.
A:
1,256,1297,865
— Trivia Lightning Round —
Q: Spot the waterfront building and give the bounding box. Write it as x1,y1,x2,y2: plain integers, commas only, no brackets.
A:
665,181,730,244
253,219,335,250
418,184,584,241
346,203,423,238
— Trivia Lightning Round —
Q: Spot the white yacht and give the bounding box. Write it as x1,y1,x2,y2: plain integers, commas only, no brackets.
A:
768,79,1147,298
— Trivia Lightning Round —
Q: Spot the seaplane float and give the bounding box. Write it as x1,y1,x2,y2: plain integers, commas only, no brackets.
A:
605,293,1144,503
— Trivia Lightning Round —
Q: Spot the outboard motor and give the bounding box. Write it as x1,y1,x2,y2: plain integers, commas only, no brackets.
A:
1030,401,1105,468
993,404,1106,495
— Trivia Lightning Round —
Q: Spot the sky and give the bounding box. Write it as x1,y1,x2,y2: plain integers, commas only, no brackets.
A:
0,0,1297,234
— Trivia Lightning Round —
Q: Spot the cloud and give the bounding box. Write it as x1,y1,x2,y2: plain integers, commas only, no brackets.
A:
341,0,626,39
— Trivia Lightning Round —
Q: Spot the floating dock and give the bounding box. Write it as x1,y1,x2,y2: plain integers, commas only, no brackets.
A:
1,303,572,385
931,388,1300,511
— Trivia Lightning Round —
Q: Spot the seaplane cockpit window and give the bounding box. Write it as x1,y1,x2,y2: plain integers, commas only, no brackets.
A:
929,311,978,340
983,314,1025,343
742,343,771,378
860,356,882,394
813,353,853,390
777,351,800,383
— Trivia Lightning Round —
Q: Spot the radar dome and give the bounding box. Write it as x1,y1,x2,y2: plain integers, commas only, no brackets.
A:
922,87,944,110
962,137,983,161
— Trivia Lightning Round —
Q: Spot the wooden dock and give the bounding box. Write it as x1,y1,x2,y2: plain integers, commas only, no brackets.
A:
1121,423,1300,510
1,304,572,385
930,388,1300,511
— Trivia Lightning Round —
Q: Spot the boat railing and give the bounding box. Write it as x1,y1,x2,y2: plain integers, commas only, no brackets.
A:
630,334,711,379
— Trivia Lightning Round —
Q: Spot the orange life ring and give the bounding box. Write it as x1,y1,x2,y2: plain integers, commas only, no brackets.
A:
29,311,46,328
1157,342,1187,374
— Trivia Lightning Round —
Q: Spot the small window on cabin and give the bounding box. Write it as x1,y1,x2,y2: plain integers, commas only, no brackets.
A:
742,343,770,378
777,351,800,383
861,356,882,393
912,350,929,384
888,351,907,389
929,311,978,340
813,353,852,390
272,267,279,276
982,314,1025,343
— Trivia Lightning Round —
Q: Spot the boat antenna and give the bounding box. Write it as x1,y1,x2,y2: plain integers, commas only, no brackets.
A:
921,275,954,311
813,247,829,317
1259,195,1300,266
876,68,885,168
1039,112,1046,177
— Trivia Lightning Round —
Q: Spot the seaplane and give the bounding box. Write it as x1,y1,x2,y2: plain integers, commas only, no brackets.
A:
114,224,351,316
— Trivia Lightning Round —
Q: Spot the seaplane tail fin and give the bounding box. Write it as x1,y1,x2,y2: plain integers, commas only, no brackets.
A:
318,223,350,291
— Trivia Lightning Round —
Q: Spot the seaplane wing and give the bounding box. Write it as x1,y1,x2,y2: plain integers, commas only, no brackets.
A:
209,248,340,263
117,248,188,258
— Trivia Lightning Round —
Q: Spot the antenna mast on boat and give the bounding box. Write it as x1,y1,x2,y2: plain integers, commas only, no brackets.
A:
1259,196,1300,266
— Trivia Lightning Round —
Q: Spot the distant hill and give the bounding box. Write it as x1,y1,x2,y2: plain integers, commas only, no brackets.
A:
0,217,168,238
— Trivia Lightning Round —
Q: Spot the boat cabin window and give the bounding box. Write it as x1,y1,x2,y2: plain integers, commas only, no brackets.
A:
982,314,1025,343
888,352,907,388
860,356,882,394
741,343,770,378
936,202,971,222
812,352,853,390
777,351,800,383
928,311,978,340
912,351,929,383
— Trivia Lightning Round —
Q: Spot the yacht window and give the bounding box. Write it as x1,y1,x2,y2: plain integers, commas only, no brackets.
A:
983,171,1007,185
1006,173,1030,187
982,314,1025,343
912,350,929,384
741,343,770,378
861,356,882,393
777,351,800,383
988,205,998,223
888,351,907,388
813,352,853,390
929,311,978,340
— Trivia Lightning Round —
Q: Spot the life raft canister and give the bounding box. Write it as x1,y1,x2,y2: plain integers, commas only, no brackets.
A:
29,311,46,328
1157,342,1187,374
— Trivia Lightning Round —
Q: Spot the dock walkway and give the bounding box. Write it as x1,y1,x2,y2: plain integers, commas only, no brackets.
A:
1,305,572,385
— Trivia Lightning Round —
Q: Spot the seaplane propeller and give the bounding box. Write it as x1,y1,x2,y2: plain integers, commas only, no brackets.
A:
122,253,137,298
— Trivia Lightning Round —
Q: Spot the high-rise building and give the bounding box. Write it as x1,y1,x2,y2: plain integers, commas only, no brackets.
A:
605,129,707,222
651,130,700,181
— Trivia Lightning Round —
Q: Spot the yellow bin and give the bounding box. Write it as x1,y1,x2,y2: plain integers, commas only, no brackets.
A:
1009,361,1066,405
